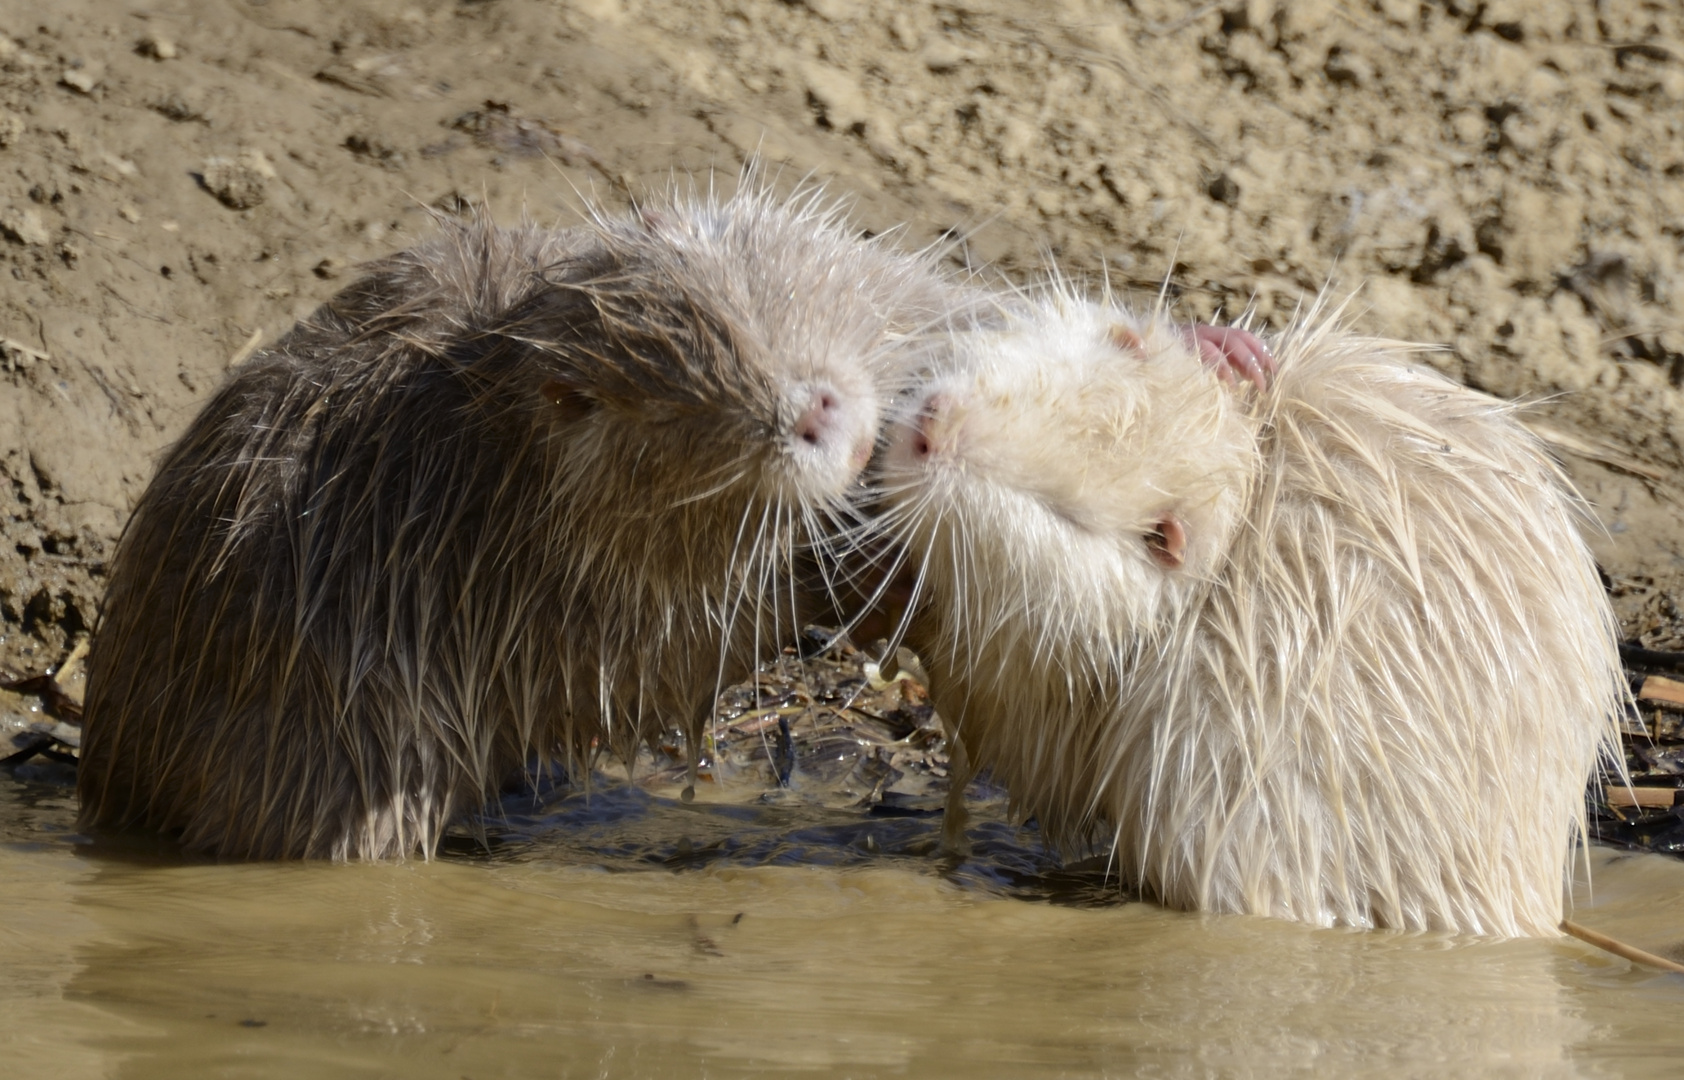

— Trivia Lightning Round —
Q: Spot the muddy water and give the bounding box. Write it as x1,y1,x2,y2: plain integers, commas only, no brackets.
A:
5,774,1684,1079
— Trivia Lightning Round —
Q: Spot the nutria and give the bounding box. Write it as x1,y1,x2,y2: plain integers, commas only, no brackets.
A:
78,183,969,859
877,291,1624,936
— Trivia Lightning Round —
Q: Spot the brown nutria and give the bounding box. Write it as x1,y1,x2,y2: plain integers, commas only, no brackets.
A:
77,183,970,860
876,290,1624,936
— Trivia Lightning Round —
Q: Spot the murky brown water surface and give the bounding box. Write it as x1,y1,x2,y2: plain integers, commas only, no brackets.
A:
5,771,1684,1080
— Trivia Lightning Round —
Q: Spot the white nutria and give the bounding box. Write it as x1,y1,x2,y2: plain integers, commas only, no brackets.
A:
78,181,972,860
877,289,1625,936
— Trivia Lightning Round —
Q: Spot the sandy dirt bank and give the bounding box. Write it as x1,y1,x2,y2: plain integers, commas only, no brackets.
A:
2,0,1683,676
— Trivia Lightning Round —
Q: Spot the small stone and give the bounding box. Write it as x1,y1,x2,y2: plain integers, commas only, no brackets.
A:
152,91,207,123
201,161,263,208
118,204,141,223
200,149,276,210
136,35,177,61
0,205,50,246
0,110,23,148
313,257,344,280
921,39,967,72
60,66,100,94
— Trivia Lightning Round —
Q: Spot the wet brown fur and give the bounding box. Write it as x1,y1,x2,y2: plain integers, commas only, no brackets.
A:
78,187,962,859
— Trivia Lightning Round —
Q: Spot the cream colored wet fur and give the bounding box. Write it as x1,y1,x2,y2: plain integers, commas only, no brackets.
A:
882,294,1624,936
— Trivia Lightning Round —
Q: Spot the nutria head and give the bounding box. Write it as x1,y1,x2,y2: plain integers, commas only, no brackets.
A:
878,291,1257,651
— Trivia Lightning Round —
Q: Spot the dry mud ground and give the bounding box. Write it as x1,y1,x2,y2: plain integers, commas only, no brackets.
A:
1,0,1683,677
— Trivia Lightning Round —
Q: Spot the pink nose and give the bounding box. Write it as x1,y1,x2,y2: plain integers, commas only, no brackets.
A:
793,388,843,449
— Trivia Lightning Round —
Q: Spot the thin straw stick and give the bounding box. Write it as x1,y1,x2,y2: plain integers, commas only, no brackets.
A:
1562,919,1684,974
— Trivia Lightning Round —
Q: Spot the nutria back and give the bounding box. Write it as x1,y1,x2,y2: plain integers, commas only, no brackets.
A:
78,187,965,859
882,301,1624,936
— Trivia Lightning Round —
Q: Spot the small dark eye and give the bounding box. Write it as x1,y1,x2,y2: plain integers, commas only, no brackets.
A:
539,379,594,422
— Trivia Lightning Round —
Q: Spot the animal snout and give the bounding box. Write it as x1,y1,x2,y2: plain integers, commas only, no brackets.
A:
884,391,957,471
791,383,875,474
793,387,844,448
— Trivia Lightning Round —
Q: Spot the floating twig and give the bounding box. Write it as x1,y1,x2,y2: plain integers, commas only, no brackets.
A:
1563,919,1684,975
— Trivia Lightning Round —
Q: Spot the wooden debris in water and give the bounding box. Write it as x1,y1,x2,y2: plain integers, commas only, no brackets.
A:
1636,675,1684,708
1,636,87,770
1592,642,1684,855
1605,785,1681,809
1562,919,1684,976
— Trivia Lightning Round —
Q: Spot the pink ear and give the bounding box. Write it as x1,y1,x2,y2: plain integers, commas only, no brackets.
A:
1146,514,1187,570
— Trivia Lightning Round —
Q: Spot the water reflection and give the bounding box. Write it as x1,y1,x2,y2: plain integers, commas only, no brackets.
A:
4,774,1684,1078
454,773,1124,905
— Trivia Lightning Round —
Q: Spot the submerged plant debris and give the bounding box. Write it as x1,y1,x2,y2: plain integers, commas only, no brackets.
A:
1594,576,1684,853
0,635,85,784
1590,651,1684,855
442,630,1128,906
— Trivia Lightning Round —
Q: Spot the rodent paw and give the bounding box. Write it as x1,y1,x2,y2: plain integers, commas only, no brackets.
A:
1184,324,1275,391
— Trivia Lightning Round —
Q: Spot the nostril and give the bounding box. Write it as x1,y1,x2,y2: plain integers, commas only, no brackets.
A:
793,387,845,450
906,392,951,460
